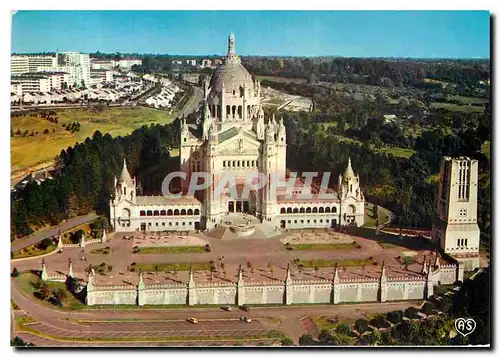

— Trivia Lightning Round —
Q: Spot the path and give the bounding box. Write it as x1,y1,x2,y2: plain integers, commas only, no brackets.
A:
176,86,203,118
11,277,417,346
11,213,98,252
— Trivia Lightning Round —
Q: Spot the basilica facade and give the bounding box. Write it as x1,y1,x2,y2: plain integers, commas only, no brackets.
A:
110,34,365,232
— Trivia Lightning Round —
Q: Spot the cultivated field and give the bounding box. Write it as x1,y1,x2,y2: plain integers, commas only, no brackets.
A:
11,106,174,174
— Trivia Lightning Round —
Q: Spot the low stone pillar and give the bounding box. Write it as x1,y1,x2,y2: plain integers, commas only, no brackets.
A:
284,264,293,305
187,270,196,306
137,272,145,306
379,262,387,303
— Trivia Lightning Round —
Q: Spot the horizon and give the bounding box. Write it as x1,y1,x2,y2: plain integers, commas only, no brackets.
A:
12,11,490,59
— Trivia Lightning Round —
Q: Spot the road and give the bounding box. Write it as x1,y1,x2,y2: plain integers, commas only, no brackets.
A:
11,212,98,252
176,86,203,118
11,277,417,346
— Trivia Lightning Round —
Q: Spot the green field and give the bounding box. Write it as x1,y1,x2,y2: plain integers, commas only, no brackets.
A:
11,106,174,173
12,240,57,260
482,141,490,160
256,75,307,84
130,262,212,272
448,95,489,105
16,272,86,310
363,203,391,228
377,146,415,159
295,258,375,269
430,102,484,113
286,243,359,251
135,246,206,254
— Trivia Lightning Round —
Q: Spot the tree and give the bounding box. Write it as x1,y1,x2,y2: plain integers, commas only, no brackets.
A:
38,283,51,300
404,306,420,320
314,265,319,277
280,337,294,346
11,336,35,347
52,288,67,306
386,310,404,324
299,334,315,346
355,318,369,333
39,238,53,250
11,267,19,277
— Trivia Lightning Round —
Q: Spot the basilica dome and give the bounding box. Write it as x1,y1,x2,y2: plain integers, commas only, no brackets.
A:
209,62,254,94
209,33,254,95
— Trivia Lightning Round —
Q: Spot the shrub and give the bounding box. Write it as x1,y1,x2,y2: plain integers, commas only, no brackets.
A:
39,238,53,250
11,267,19,278
204,244,211,252
336,323,352,336
421,302,435,315
354,318,369,333
404,307,420,319
386,310,404,324
281,338,294,346
370,314,390,329
299,334,315,346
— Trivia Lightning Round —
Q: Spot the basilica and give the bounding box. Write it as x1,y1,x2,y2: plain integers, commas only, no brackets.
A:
110,34,365,232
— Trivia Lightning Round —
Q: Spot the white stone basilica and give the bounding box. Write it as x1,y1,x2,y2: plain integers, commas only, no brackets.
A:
110,34,365,233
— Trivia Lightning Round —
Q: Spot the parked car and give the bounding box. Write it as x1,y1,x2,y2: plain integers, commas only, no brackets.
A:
221,306,232,311
187,317,198,324
240,305,250,312
240,316,252,323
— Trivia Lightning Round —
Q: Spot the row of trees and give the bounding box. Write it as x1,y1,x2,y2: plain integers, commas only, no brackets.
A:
244,57,489,88
299,268,489,346
11,119,180,240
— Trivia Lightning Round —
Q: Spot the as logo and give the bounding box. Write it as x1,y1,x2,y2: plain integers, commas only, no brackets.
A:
454,318,476,337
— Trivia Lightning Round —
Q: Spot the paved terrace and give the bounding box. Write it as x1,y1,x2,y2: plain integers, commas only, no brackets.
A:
12,229,443,286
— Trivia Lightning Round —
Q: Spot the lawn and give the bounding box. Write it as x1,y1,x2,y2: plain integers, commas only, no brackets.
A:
378,242,399,249
448,95,489,105
15,272,86,310
135,246,206,254
481,141,490,160
363,203,391,228
286,243,359,251
377,146,415,159
130,262,213,272
11,106,174,173
257,75,307,84
430,102,484,113
90,246,112,255
295,258,376,269
12,240,57,259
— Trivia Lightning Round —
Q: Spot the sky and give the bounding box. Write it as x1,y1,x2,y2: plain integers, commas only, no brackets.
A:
11,11,490,58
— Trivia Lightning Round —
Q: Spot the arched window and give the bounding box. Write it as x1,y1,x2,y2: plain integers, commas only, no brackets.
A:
174,209,180,216
325,207,331,213
187,209,193,215
167,209,173,216
247,105,250,117
140,210,145,217
160,210,166,216
312,207,318,213
300,207,305,213
226,105,230,118
332,207,337,213
287,208,292,214
181,209,186,215
306,207,311,213
293,208,299,214
194,209,200,215
319,207,324,213
232,105,236,118
153,210,159,216
280,208,286,214
147,210,152,216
